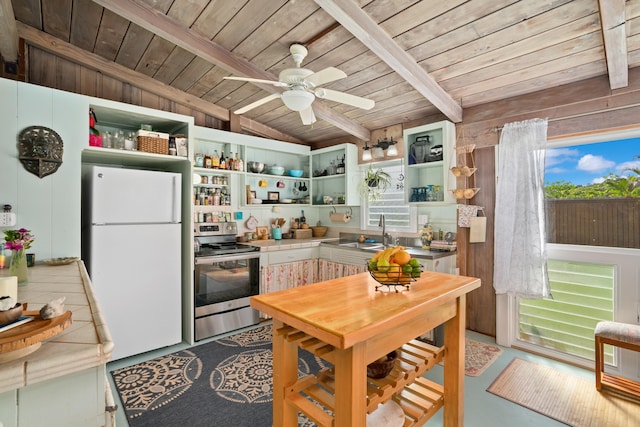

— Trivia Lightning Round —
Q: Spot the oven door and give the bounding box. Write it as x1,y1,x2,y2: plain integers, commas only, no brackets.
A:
194,251,260,317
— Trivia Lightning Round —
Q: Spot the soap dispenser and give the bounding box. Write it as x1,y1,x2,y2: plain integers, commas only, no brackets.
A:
419,223,433,250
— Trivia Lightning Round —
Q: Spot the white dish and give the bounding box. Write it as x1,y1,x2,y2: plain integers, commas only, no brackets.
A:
251,199,263,204
279,199,293,204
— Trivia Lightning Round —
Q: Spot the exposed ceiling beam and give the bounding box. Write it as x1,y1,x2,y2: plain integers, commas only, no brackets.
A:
314,0,462,123
17,22,299,144
92,0,371,142
598,0,628,89
0,0,18,63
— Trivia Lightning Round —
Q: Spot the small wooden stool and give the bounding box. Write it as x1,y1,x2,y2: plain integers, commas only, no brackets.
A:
594,321,640,398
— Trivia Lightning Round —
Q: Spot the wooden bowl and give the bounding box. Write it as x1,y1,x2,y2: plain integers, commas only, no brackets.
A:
367,351,398,378
0,303,23,326
311,226,328,237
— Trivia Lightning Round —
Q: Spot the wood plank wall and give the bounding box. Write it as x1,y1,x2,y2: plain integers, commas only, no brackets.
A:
546,198,640,248
20,44,640,338
26,46,226,130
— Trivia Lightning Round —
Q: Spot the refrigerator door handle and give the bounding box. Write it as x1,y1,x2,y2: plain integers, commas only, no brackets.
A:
172,176,180,223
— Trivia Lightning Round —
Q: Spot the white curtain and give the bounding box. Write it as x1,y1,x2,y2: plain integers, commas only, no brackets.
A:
493,118,550,298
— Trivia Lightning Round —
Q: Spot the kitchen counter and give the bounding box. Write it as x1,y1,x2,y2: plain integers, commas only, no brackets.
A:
242,237,336,251
0,261,114,426
244,237,456,260
320,239,456,260
251,271,480,426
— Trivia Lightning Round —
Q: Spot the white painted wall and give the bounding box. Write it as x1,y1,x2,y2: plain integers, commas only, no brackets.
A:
0,78,86,260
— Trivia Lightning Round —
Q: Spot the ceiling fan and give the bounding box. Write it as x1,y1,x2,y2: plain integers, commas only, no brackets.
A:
224,44,375,125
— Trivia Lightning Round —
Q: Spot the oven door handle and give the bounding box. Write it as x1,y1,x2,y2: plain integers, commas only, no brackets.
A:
195,252,261,264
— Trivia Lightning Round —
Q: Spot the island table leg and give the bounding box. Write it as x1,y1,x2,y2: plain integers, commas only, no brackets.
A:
272,320,299,427
443,294,466,426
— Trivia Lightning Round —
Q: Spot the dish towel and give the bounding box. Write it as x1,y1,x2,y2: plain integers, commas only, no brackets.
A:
458,205,478,227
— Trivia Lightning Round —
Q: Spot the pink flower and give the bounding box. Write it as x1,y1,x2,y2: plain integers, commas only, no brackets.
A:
4,228,35,251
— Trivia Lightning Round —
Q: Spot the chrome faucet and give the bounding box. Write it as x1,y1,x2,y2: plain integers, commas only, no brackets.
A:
379,214,392,246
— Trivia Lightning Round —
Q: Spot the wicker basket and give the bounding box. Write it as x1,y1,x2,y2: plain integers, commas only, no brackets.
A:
136,130,169,155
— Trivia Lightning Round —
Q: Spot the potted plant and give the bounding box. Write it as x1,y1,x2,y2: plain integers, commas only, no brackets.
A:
359,164,392,201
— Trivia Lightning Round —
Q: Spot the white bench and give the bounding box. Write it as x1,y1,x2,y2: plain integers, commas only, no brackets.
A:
594,321,640,398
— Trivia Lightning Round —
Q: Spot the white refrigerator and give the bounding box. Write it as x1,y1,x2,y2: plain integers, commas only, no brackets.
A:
83,165,182,361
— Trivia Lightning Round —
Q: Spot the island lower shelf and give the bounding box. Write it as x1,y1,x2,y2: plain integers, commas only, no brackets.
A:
276,325,445,426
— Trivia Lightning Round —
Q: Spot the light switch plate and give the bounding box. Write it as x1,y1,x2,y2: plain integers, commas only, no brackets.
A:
0,213,16,226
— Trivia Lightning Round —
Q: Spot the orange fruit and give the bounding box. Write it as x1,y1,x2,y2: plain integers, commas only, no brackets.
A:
392,250,411,265
387,263,402,281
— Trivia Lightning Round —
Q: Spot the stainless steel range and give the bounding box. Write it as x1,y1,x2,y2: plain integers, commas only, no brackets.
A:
193,222,260,341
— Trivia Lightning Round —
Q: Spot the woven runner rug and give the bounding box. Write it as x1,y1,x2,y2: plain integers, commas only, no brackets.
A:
488,358,640,426
111,326,502,426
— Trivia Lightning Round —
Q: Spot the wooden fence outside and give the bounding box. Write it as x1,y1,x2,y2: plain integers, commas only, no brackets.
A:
545,198,640,249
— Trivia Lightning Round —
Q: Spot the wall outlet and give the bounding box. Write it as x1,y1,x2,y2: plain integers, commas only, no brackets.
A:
0,213,16,227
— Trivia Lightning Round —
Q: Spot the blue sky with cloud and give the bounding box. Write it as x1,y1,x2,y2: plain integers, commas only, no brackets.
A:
545,138,640,185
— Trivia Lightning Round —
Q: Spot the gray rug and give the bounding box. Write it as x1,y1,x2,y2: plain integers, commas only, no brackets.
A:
111,325,329,426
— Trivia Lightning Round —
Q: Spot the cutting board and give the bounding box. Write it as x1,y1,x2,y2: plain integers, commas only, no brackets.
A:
0,310,72,363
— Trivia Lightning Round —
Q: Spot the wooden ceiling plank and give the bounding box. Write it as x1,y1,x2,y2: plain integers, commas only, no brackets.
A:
93,8,129,61
0,0,18,62
134,35,175,77
153,46,197,84
461,61,607,108
17,21,230,120
70,0,103,52
10,0,41,28
440,31,603,92
41,0,72,41
114,22,154,69
429,13,601,82
447,46,605,100
598,0,628,89
94,0,372,141
190,0,250,40
314,0,462,123
171,56,215,92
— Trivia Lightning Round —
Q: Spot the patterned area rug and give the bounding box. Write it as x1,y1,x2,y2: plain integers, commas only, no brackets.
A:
111,325,328,427
111,326,502,426
464,338,503,376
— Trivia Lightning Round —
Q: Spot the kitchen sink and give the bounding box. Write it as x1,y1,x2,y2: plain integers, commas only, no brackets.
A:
338,242,384,250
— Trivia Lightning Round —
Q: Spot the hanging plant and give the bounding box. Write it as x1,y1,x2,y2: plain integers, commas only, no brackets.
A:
359,164,392,201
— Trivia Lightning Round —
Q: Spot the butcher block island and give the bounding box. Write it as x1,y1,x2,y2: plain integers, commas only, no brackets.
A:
250,271,480,427
0,261,114,427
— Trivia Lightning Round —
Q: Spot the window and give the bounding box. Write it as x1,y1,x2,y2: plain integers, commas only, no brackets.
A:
504,128,640,372
361,160,416,232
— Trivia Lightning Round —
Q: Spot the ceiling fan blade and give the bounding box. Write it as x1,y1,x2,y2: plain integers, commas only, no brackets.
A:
234,93,281,115
305,67,347,87
299,107,316,125
223,76,288,87
315,88,375,110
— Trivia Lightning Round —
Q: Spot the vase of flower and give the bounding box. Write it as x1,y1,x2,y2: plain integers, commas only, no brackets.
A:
9,249,28,284
4,228,35,285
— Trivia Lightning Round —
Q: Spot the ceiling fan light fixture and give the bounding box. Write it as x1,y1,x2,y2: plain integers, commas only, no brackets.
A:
281,89,314,111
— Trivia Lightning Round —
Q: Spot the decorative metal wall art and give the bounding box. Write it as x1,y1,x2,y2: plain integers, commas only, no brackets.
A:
17,126,64,178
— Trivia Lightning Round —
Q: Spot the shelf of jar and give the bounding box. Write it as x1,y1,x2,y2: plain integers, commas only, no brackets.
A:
193,205,232,211
193,183,228,189
193,166,241,175
245,172,309,181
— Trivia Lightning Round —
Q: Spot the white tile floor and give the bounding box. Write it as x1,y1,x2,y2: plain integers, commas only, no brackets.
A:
107,326,593,426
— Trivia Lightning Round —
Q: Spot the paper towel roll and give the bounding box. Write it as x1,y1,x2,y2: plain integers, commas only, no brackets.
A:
0,276,18,301
330,212,351,223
